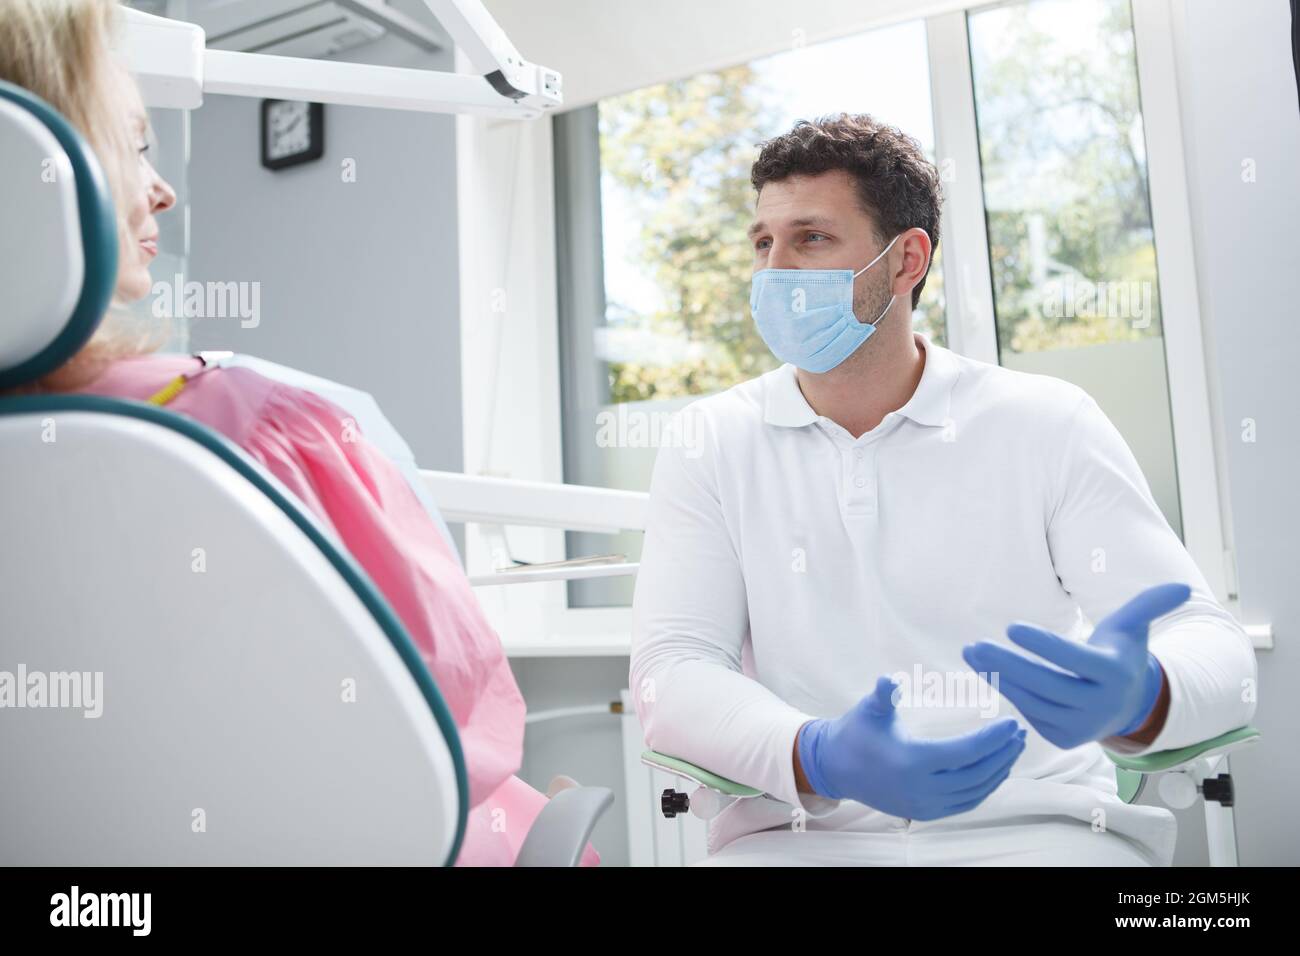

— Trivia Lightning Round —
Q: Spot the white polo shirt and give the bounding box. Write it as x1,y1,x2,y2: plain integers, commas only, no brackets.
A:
630,333,1256,863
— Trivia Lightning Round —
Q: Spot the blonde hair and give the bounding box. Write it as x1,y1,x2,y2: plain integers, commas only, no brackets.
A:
0,0,167,392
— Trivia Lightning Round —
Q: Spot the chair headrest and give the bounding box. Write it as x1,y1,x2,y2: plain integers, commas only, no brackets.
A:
0,80,118,390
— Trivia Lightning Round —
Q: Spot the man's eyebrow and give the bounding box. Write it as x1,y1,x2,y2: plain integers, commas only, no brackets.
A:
788,216,837,229
747,216,838,238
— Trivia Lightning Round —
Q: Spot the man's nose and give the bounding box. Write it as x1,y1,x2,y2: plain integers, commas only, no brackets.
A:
766,241,800,270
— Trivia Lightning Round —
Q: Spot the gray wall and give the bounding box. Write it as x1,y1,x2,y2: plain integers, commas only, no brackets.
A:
1177,0,1300,865
186,11,462,474
511,657,632,867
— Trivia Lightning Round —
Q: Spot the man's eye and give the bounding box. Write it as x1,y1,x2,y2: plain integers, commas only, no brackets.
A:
806,233,828,242
754,238,771,251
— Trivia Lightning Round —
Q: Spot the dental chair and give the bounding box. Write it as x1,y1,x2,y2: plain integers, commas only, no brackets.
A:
0,79,611,866
645,727,1259,866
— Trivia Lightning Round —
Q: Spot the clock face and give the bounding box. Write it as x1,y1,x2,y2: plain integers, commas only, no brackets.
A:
267,100,311,160
261,100,324,169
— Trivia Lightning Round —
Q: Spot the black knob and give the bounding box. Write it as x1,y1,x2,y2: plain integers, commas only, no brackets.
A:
661,789,690,818
1201,774,1234,807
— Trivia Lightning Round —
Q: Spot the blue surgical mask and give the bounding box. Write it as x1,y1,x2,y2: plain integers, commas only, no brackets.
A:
750,233,901,373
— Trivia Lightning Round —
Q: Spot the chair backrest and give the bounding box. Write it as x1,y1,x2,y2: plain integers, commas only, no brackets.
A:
0,79,467,865
0,81,117,391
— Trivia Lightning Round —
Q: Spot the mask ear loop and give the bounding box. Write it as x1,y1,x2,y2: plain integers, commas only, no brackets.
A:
851,233,903,327
852,232,902,279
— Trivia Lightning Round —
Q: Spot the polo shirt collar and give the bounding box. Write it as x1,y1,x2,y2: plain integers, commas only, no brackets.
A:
763,332,960,429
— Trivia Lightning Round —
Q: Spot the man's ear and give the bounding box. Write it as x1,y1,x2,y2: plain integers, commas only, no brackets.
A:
893,227,933,299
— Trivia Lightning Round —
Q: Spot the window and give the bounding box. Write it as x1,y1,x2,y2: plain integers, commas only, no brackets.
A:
556,19,942,607
968,0,1183,535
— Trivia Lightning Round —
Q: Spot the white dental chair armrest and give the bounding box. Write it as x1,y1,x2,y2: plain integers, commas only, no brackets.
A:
513,785,614,867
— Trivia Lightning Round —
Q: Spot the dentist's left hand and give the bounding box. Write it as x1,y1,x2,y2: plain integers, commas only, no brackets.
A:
796,676,1027,820
962,582,1190,750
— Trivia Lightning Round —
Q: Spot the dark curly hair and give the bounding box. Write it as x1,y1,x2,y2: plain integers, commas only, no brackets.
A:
751,113,943,307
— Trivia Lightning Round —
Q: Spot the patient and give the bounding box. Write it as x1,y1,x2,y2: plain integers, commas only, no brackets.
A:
0,0,593,867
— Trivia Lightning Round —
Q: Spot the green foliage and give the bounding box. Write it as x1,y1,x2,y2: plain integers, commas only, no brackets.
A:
970,0,1163,354
600,67,779,403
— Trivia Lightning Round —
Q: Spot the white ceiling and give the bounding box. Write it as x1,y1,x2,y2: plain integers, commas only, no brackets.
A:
481,0,975,110
139,0,447,60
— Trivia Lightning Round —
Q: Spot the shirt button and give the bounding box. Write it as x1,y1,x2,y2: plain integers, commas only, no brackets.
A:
855,477,866,488
855,450,864,461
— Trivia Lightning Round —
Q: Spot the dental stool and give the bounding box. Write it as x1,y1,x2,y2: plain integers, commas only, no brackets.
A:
0,79,611,866
644,730,1259,866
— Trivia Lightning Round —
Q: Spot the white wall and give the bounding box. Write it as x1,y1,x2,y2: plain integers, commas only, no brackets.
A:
453,66,639,862
1173,0,1299,866
453,95,569,613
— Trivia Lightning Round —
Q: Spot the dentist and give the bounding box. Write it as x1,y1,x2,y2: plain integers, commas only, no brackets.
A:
629,113,1256,866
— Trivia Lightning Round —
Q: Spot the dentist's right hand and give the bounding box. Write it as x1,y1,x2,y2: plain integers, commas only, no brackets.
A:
796,676,1028,820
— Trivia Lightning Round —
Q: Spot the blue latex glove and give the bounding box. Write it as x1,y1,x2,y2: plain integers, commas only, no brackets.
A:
797,676,1026,820
961,583,1190,750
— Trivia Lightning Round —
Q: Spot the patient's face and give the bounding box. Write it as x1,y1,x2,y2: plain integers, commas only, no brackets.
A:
115,108,176,302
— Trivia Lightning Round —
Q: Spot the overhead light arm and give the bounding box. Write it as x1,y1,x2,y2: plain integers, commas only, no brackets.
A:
120,0,562,118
